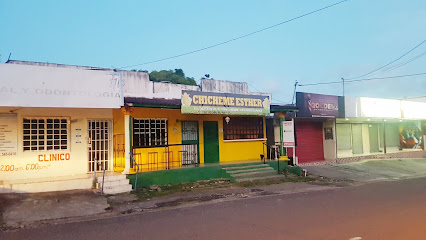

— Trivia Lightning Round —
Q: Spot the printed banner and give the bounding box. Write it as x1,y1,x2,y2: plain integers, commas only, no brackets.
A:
181,90,270,115
296,92,344,118
400,122,423,149
282,121,295,147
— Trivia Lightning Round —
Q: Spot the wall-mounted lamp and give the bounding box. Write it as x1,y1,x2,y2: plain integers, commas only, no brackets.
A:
225,116,230,124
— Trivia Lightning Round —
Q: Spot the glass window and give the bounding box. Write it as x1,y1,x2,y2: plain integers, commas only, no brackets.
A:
23,118,69,151
223,117,264,140
133,118,168,147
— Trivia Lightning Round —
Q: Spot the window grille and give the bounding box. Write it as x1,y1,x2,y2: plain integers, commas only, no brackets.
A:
223,117,264,140
133,118,168,147
23,118,69,151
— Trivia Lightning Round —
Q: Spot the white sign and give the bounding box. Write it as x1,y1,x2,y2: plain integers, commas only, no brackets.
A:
0,64,123,108
0,114,18,157
282,120,295,147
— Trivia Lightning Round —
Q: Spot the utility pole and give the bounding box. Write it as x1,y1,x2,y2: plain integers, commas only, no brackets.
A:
291,80,298,104
341,78,345,97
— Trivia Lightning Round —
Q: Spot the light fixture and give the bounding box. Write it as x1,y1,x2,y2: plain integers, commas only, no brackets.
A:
345,118,349,121
400,119,403,122
367,119,371,121
225,116,230,124
384,119,387,122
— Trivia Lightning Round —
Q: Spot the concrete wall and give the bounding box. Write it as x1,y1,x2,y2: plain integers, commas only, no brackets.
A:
0,107,113,181
122,71,200,99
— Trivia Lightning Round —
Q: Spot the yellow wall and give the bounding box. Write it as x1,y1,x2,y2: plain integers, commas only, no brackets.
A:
113,107,266,171
0,107,113,181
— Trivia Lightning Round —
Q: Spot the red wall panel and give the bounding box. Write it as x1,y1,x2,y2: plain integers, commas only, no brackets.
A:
287,121,324,163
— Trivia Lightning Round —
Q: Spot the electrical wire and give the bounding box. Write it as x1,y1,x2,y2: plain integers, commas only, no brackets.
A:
345,39,426,80
298,72,426,86
119,0,351,69
382,51,426,72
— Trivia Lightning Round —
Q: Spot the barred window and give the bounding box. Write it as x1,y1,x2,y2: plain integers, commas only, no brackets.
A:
23,118,69,151
223,117,264,140
133,118,168,147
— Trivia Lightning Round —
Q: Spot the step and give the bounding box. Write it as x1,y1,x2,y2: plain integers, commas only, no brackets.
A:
222,164,268,171
236,175,285,183
103,184,133,195
1,178,93,193
227,167,275,174
97,179,130,188
231,170,277,178
96,174,127,183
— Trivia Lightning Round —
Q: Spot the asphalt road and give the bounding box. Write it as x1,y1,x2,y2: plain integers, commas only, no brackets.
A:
2,178,426,240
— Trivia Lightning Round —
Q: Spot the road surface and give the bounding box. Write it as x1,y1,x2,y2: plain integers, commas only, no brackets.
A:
2,177,426,240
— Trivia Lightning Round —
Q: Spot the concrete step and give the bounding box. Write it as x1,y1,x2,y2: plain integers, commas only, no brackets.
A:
96,174,126,183
1,178,93,193
231,170,277,178
103,184,133,195
236,175,285,183
222,164,268,171
97,179,130,188
227,167,274,174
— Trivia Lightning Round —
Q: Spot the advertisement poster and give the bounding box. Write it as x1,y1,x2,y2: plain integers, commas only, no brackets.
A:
296,92,344,118
0,114,18,158
282,121,295,147
400,122,423,149
181,90,270,115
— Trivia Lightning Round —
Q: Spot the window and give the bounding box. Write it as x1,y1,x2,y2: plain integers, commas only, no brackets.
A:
223,117,264,140
133,118,168,147
23,118,69,151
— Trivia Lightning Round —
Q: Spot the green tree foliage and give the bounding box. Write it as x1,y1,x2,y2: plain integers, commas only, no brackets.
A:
149,69,196,86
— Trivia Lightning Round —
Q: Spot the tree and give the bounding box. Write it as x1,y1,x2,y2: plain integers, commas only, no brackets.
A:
149,69,196,86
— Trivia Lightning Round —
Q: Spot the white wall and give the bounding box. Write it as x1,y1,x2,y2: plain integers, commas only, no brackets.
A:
0,107,113,181
122,71,200,99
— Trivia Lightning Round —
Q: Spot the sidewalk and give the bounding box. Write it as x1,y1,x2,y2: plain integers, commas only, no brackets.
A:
0,178,337,231
303,158,426,183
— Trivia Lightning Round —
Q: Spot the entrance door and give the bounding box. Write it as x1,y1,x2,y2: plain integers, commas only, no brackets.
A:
181,121,199,165
369,124,380,153
203,121,219,163
352,124,364,154
88,120,112,172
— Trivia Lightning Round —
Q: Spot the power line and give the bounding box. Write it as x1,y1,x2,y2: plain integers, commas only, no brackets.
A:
345,39,426,80
382,51,426,72
119,0,351,69
298,72,426,86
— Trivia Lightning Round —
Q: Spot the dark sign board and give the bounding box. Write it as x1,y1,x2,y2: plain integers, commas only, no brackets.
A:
181,90,270,115
296,92,345,118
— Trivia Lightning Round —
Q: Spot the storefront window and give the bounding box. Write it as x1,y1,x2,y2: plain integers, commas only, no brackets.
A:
23,118,69,151
133,118,168,147
223,117,264,140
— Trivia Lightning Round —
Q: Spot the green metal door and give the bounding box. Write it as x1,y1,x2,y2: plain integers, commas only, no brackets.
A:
203,121,219,163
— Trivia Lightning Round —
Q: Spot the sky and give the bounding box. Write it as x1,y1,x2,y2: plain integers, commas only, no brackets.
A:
1,0,425,104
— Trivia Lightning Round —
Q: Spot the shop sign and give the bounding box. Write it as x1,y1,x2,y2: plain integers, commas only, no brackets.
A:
0,114,17,158
296,92,343,118
282,121,295,147
181,90,270,115
0,64,123,108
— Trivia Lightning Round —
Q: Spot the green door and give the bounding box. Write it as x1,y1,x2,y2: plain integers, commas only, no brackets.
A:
203,121,219,163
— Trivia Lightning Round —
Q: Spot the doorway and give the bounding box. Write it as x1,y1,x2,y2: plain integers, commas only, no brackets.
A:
203,121,219,163
88,120,112,172
181,121,199,165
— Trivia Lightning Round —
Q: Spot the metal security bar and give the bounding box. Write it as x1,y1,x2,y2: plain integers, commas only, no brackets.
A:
88,120,112,172
132,143,199,172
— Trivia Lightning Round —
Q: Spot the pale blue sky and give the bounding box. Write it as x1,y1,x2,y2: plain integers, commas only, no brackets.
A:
1,0,425,103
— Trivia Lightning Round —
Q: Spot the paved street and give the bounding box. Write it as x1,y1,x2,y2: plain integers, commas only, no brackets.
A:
304,158,426,182
2,177,426,240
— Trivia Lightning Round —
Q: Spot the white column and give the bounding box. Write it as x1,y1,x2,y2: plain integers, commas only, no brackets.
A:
122,114,131,174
